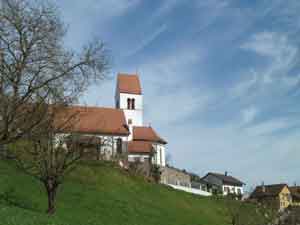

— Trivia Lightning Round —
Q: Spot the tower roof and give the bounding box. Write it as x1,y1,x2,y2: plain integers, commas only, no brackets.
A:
117,73,142,95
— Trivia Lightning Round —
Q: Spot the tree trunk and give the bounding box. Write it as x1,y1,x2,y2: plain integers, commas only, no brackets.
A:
44,180,58,215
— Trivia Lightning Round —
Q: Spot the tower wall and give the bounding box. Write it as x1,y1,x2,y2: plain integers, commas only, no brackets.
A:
115,92,143,140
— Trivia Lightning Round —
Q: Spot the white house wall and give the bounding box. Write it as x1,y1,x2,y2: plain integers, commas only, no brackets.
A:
222,184,244,196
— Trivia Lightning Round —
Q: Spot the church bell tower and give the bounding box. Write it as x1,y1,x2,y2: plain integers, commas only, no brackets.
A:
115,73,143,140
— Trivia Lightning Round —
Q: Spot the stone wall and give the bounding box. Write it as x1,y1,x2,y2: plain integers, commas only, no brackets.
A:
160,166,191,187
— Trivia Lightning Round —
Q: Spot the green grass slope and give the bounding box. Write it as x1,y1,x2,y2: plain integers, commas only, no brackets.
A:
0,160,254,225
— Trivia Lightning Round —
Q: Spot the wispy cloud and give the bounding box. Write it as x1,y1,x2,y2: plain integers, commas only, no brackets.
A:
242,107,258,124
241,32,298,84
57,0,300,186
124,24,167,57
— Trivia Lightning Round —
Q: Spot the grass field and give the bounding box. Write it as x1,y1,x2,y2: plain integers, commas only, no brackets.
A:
0,160,261,225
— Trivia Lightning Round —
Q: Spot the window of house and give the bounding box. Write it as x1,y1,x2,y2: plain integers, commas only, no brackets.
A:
128,119,132,125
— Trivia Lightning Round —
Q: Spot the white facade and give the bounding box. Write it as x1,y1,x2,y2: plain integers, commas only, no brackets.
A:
60,133,129,160
115,92,143,140
153,144,166,167
127,144,166,167
222,184,244,196
128,154,150,162
115,75,166,167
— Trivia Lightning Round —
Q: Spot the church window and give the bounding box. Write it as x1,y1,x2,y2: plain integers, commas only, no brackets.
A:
131,98,135,109
127,98,131,109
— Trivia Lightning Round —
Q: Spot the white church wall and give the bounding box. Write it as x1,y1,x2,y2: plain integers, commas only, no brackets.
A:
128,154,150,162
152,144,166,166
118,93,143,111
114,76,167,168
159,144,166,167
115,92,143,140
57,133,129,160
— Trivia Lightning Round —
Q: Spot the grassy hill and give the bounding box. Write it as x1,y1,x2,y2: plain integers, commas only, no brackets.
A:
0,160,260,225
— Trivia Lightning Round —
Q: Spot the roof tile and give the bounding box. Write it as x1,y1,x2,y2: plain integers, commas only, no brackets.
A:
132,126,167,144
117,73,142,95
54,106,129,136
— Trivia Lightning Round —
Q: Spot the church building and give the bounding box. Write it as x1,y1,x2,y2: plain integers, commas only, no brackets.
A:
58,73,167,166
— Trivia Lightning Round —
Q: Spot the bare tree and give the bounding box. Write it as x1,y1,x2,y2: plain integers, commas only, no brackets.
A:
0,0,108,146
7,105,102,214
0,0,109,214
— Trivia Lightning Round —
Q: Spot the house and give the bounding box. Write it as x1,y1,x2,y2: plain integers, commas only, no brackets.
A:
160,166,191,188
289,186,300,207
160,166,212,196
55,73,167,166
249,184,292,211
201,172,245,196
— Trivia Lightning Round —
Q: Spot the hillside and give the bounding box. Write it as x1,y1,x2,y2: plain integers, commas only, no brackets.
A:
0,160,259,225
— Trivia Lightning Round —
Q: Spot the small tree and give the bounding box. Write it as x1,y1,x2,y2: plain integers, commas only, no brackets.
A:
0,0,109,214
7,106,101,214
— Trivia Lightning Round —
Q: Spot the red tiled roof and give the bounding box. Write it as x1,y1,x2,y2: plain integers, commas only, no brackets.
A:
54,106,129,136
132,126,167,144
117,73,142,95
127,141,153,154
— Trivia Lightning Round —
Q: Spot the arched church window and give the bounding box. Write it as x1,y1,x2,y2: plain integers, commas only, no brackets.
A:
127,98,131,109
131,98,135,110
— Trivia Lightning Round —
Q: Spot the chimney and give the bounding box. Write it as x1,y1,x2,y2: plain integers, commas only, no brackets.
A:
262,181,266,193
225,171,228,176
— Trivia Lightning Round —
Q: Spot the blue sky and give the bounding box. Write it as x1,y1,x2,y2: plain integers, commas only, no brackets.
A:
54,0,300,189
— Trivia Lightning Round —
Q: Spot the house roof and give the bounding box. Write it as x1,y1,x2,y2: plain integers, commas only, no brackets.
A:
203,172,245,186
127,141,153,154
250,184,288,199
132,126,167,144
117,73,142,95
54,106,130,136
